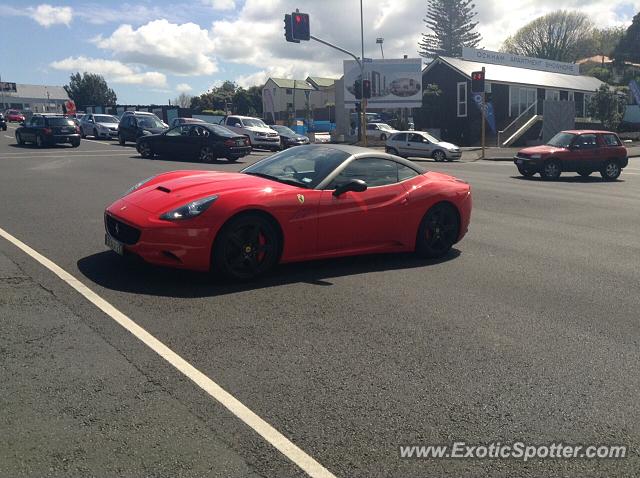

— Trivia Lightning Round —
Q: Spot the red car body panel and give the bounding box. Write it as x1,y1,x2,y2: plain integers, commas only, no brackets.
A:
105,170,471,272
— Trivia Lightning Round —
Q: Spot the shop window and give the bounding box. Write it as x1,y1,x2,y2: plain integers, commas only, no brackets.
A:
457,82,467,117
510,86,536,117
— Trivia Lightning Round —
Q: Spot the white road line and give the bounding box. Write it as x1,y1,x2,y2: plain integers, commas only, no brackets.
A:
0,226,336,478
3,135,11,139
83,138,116,146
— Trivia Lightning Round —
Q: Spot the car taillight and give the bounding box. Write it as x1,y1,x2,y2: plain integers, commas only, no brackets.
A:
43,128,52,135
224,139,236,147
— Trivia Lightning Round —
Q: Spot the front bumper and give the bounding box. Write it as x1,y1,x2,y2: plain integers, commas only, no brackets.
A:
513,156,542,169
446,150,462,159
104,200,218,271
251,136,280,147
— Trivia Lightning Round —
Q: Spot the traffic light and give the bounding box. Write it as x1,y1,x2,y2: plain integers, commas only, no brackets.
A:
363,79,371,99
354,79,362,100
284,14,299,43
291,12,310,41
471,70,485,94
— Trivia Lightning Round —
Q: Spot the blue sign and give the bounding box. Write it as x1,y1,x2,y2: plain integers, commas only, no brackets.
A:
472,93,496,134
629,80,640,106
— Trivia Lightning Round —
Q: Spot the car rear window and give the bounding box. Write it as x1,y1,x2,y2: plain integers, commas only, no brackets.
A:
48,118,75,127
602,134,622,147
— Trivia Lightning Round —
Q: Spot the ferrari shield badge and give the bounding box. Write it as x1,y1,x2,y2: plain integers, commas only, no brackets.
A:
297,194,305,205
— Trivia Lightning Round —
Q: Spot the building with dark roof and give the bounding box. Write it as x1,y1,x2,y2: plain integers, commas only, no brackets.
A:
421,49,605,146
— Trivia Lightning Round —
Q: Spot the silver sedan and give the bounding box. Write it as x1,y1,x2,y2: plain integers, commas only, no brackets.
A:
385,131,461,161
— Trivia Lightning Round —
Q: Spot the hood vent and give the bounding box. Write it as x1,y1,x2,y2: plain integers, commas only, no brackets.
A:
156,186,171,193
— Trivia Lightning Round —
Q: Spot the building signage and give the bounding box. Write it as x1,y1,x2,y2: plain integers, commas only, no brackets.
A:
462,47,580,76
0,81,17,92
343,58,423,108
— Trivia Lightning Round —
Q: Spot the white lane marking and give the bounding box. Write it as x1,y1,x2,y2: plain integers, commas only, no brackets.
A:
1,150,128,157
0,226,335,478
83,138,116,146
3,135,11,139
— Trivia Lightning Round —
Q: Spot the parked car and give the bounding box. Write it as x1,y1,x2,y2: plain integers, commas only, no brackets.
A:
314,132,331,144
80,114,120,139
268,124,310,148
15,113,81,147
170,117,206,128
220,115,280,151
514,130,629,181
5,110,25,122
366,122,398,141
136,123,251,162
105,145,472,280
0,112,6,131
386,131,462,162
118,111,168,145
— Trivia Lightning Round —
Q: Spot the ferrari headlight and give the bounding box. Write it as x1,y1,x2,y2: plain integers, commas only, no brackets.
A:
123,175,157,197
159,195,218,221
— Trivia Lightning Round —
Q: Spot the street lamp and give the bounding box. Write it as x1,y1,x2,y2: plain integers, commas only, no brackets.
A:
376,37,384,59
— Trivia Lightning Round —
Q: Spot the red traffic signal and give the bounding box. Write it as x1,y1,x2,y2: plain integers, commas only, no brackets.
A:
471,70,485,94
284,14,299,43
291,12,310,41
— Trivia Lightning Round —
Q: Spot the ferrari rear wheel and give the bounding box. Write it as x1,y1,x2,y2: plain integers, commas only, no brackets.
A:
213,214,280,280
416,203,459,259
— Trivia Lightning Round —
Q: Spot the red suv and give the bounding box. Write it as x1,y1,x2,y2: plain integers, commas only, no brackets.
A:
514,130,628,181
5,110,25,123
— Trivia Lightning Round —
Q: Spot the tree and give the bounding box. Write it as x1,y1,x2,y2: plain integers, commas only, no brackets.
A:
64,72,117,108
190,80,237,112
613,11,640,64
415,83,445,129
418,0,481,58
588,84,626,130
501,11,594,62
592,27,625,59
173,93,192,108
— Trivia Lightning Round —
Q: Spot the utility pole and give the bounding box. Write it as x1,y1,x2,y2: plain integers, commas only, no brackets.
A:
360,0,367,147
481,67,486,160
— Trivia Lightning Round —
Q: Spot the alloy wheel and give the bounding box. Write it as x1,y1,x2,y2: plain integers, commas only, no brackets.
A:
199,146,214,162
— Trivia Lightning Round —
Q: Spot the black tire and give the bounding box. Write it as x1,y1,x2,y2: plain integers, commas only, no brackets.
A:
577,170,592,177
212,214,281,280
540,160,561,180
35,134,44,148
386,147,399,156
118,133,125,146
71,139,80,148
198,145,214,162
432,150,446,162
227,156,239,163
517,166,535,177
600,160,621,181
380,133,387,141
16,132,24,145
138,141,153,158
416,203,460,259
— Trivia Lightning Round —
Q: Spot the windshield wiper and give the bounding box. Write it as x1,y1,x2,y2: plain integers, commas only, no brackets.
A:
244,171,308,188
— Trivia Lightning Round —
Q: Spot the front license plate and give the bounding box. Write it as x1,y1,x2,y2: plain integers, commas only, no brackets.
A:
515,159,523,164
105,233,124,255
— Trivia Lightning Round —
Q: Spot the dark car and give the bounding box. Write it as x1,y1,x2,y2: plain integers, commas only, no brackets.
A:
118,111,167,145
514,130,629,181
15,114,81,148
170,117,206,128
268,125,310,149
0,113,6,131
136,123,251,162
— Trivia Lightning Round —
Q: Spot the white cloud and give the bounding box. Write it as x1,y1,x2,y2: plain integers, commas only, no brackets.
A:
95,19,217,75
202,0,236,11
50,56,168,88
29,4,73,27
176,83,193,93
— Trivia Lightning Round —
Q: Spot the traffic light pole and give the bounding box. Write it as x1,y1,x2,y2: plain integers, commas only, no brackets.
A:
481,67,486,160
309,34,366,144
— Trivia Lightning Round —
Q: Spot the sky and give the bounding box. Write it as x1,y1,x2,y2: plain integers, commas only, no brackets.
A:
0,0,638,105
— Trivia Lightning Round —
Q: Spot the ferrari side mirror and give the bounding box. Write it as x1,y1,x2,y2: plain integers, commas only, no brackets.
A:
333,179,368,197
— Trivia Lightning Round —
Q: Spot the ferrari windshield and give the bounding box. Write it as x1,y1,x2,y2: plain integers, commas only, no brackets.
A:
242,146,350,189
547,132,576,148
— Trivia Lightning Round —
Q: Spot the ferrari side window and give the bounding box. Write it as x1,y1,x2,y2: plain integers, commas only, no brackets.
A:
398,164,419,182
331,158,399,188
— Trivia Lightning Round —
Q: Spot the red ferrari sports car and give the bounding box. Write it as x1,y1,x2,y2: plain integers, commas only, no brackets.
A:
104,145,472,279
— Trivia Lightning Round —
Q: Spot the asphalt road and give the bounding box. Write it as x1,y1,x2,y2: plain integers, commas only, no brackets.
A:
1,125,639,477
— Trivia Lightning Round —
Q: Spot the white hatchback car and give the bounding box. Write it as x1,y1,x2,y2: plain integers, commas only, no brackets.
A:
365,122,398,141
385,131,462,162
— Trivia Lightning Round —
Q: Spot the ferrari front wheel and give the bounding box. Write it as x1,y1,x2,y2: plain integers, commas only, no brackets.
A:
213,214,280,280
416,203,459,258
